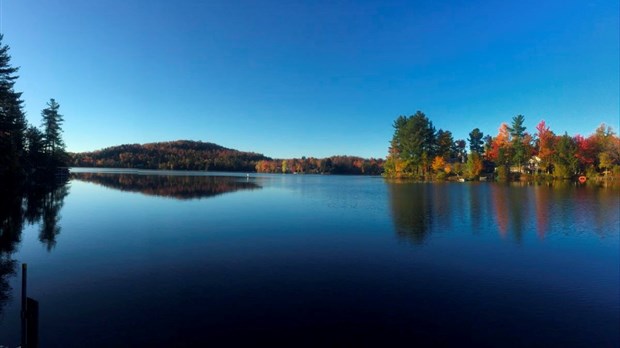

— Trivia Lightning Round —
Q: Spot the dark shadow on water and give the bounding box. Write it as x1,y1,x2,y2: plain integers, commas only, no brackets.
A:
0,181,69,316
71,172,261,200
388,183,434,244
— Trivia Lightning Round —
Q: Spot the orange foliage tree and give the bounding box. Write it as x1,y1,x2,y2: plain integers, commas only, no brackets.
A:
535,120,555,173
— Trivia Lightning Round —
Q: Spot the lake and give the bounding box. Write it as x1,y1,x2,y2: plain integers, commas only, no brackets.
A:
1,169,618,347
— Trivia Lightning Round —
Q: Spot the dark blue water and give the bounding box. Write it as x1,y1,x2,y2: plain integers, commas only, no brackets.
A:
1,169,618,347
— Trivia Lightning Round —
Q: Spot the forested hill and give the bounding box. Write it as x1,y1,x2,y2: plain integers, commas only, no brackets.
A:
70,140,270,172
70,140,386,174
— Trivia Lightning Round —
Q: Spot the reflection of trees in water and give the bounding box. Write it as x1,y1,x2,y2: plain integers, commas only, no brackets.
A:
468,184,483,232
391,181,619,245
388,183,433,244
490,184,531,242
490,184,509,238
0,182,69,314
72,173,261,199
39,185,70,251
491,182,620,241
0,189,22,313
490,184,530,241
0,256,16,312
534,185,551,239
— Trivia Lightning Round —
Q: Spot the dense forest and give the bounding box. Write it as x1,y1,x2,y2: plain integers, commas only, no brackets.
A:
385,111,620,181
0,35,67,184
70,140,270,172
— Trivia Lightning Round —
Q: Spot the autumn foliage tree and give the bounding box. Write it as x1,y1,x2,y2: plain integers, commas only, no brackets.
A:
431,156,447,180
535,120,555,173
465,153,483,179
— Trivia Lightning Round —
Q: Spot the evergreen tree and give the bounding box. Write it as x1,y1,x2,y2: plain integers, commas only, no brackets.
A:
455,139,467,163
436,129,455,161
0,34,27,178
400,111,436,177
468,128,484,155
508,114,527,171
41,98,66,166
25,126,45,168
384,111,436,178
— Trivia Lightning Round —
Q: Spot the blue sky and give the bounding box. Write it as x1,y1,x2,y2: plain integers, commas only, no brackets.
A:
2,0,619,158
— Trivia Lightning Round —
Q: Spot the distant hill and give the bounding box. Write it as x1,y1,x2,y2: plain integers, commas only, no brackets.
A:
70,140,270,172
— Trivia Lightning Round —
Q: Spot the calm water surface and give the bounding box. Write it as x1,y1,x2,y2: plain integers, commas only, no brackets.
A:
0,169,618,347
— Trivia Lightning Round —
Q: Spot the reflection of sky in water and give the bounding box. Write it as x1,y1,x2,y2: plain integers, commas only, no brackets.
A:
0,174,618,347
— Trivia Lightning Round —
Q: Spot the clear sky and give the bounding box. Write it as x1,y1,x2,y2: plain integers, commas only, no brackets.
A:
2,0,619,158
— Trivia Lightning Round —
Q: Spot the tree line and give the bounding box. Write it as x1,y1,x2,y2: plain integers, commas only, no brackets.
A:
255,156,384,175
384,111,620,181
0,34,67,184
71,142,385,175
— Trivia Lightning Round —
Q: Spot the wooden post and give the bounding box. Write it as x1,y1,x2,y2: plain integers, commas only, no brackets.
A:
20,263,40,347
21,263,27,347
27,297,39,347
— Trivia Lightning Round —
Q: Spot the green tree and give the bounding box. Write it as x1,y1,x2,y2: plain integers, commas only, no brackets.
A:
535,120,555,173
468,128,484,155
465,152,483,180
508,115,527,172
552,133,578,179
25,126,45,168
436,129,455,161
41,98,66,166
388,111,436,178
455,139,467,163
483,135,493,159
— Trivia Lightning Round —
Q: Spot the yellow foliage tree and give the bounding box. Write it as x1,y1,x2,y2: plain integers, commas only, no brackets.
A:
431,156,446,173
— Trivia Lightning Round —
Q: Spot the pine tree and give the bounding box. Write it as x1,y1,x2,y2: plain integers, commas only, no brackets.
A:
436,129,455,161
41,98,66,166
385,111,437,178
25,126,45,168
468,128,484,155
0,34,27,178
508,115,527,171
